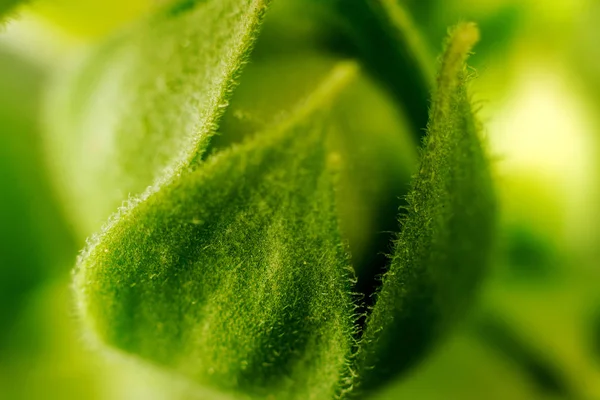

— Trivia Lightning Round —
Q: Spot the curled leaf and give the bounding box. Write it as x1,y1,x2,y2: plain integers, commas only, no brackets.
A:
44,0,270,234
75,63,359,399
354,23,497,393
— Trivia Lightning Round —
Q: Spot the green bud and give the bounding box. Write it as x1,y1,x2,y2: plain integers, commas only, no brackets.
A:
45,0,497,398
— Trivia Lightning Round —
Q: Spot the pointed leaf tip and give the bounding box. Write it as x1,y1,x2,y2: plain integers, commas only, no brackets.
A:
354,22,496,394
75,64,360,399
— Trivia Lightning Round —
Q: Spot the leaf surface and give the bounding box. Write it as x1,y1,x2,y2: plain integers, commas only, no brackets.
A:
75,63,359,400
354,23,497,393
45,0,269,234
207,47,418,284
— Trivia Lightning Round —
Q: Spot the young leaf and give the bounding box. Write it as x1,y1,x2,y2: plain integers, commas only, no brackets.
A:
354,23,497,393
44,0,269,235
75,63,359,399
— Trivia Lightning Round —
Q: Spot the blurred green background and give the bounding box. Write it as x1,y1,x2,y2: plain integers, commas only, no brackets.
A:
1,0,600,399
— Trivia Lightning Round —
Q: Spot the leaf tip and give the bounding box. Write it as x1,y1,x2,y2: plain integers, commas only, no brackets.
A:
453,22,480,52
442,22,480,75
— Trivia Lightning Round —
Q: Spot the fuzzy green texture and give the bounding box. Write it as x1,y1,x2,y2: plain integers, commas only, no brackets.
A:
62,1,496,398
44,0,270,235
75,63,359,399
354,22,497,392
209,48,418,282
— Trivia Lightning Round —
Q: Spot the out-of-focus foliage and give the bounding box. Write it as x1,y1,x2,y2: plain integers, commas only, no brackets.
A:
0,47,74,353
30,0,156,37
0,0,21,18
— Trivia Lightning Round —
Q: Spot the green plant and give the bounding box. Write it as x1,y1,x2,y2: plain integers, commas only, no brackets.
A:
43,0,496,398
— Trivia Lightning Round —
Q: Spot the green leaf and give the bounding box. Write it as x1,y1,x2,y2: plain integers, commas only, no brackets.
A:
354,23,497,393
44,0,270,235
74,62,359,399
206,46,418,284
